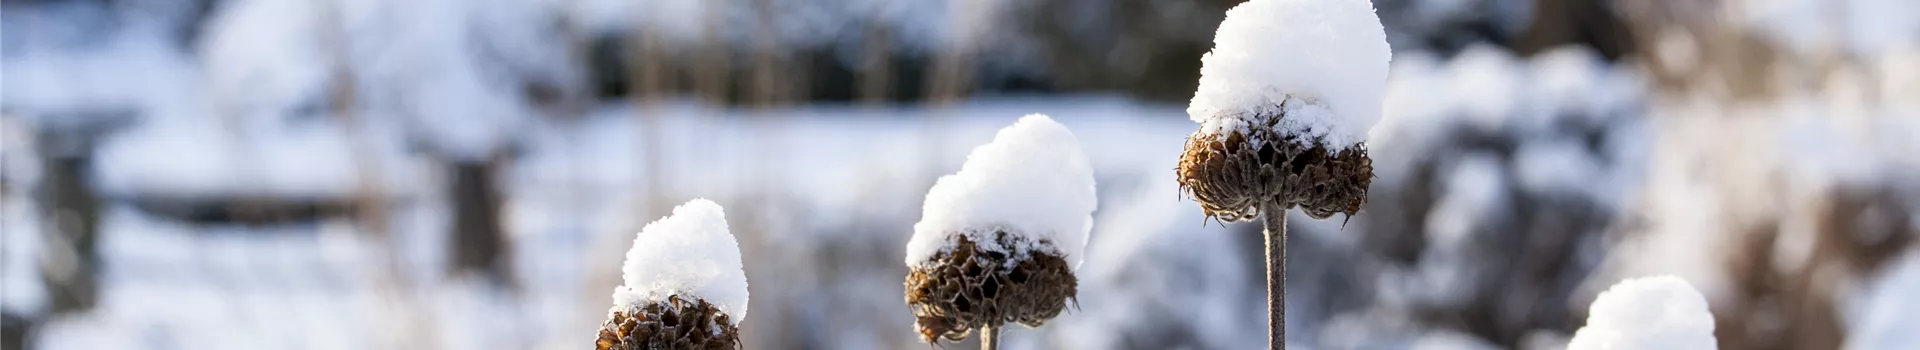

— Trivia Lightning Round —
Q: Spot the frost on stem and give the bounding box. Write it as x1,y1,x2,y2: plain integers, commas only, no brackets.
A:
597,199,749,350
903,115,1096,345
1177,0,1389,224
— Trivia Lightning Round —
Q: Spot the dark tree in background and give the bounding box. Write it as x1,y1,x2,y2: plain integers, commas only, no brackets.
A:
446,156,512,283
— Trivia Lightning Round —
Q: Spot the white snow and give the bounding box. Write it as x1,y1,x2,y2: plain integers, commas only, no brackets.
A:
1567,276,1719,350
1448,46,1525,133
566,0,707,40
1,5,201,128
357,0,571,161
1846,251,1920,350
1188,0,1392,150
197,0,332,124
0,36,199,125
611,198,750,322
1513,138,1603,198
904,114,1097,269
200,0,571,162
1740,0,1920,57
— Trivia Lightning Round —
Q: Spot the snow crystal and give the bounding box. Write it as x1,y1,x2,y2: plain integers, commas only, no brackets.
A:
612,199,750,322
904,114,1097,268
1188,0,1392,150
1567,276,1718,350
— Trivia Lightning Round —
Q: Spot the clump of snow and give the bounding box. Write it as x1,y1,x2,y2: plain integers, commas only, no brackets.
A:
612,199,750,322
1188,0,1392,150
904,114,1097,268
1567,276,1718,350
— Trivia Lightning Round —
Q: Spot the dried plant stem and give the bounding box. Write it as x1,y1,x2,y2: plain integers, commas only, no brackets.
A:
981,323,1000,350
1262,203,1287,350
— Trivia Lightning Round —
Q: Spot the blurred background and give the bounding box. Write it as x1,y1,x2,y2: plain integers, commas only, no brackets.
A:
1,0,1917,349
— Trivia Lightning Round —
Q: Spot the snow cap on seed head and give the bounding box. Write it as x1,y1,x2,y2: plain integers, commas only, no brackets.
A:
905,114,1098,269
1568,275,1718,350
1188,0,1392,150
611,198,749,323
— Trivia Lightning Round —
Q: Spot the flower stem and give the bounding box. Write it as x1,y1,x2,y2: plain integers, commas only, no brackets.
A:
1263,204,1287,350
981,323,1000,350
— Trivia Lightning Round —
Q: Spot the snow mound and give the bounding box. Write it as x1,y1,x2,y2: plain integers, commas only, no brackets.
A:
612,199,750,322
905,114,1097,268
1568,276,1718,350
1188,0,1392,150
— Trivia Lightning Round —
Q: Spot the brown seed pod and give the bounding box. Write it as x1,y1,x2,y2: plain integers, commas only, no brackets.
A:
1177,100,1373,223
596,295,742,350
904,230,1078,344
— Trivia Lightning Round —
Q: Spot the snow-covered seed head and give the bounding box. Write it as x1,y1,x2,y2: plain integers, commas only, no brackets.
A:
1178,0,1389,223
1177,102,1375,223
598,199,749,350
905,229,1078,343
902,114,1095,344
597,296,741,350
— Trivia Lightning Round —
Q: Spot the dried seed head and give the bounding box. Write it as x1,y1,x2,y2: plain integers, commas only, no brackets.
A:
596,295,742,350
1177,100,1373,223
904,230,1077,344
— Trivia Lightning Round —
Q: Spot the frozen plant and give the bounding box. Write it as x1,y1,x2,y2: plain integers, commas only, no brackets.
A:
597,199,750,350
1174,0,1390,348
903,114,1096,350
1568,275,1718,350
